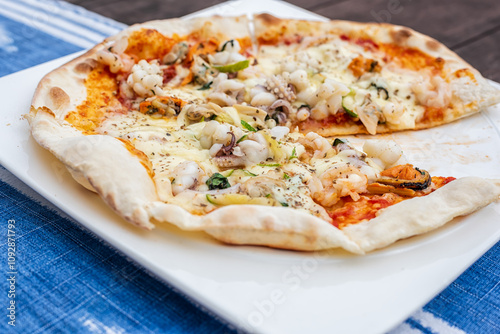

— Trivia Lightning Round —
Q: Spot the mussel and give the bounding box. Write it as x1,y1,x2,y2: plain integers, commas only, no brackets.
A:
367,164,431,196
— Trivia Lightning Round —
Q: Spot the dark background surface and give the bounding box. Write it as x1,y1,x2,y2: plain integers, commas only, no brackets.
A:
66,0,500,82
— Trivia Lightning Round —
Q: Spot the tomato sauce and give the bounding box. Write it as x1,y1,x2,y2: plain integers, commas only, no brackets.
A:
329,176,456,229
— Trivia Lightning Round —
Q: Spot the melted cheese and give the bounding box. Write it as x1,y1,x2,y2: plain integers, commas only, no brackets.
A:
254,35,444,129
80,26,450,224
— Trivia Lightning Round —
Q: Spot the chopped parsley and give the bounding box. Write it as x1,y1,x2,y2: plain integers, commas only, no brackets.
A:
332,138,345,146
257,163,281,167
241,120,257,132
236,134,248,143
198,81,213,90
243,170,257,177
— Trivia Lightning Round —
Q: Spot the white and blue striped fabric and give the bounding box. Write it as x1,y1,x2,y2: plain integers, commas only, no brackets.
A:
0,1,498,333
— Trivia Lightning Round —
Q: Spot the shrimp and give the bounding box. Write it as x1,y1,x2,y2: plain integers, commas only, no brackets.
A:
170,161,205,195
308,164,367,206
96,37,134,73
301,132,335,158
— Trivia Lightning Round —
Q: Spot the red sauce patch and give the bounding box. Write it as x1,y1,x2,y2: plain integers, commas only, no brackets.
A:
301,111,351,127
431,176,456,188
380,44,445,74
329,176,455,229
284,34,303,45
163,65,177,84
348,55,381,77
125,29,179,60
329,193,403,229
422,106,445,123
354,38,379,51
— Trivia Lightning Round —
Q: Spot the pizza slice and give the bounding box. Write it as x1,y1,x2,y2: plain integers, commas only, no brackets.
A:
27,16,500,254
253,14,500,135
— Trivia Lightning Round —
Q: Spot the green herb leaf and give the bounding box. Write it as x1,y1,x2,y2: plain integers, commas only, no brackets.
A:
265,194,272,198
243,170,257,177
289,147,298,160
283,173,290,180
214,60,250,73
332,138,345,147
241,120,257,132
280,202,289,207
257,163,281,167
206,173,231,190
198,81,213,90
236,134,248,143
220,40,234,52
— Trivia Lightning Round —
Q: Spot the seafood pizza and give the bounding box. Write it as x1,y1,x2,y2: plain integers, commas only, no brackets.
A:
27,15,500,253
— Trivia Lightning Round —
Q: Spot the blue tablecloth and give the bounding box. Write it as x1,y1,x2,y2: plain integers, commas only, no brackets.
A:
0,1,498,333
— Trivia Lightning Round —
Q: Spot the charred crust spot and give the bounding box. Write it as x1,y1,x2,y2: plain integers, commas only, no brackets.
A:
49,87,70,109
435,57,445,67
391,28,412,45
74,59,98,74
256,13,281,25
426,39,440,51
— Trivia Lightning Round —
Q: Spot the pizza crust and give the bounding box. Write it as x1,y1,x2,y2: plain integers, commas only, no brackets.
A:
147,202,363,253
28,108,158,229
27,15,500,254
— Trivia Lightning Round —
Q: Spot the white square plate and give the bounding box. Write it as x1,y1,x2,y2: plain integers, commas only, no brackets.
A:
1,1,499,333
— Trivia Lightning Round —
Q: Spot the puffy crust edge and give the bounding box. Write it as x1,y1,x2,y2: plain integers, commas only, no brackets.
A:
146,177,500,254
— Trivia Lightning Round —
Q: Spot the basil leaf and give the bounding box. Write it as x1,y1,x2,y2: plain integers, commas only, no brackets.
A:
206,173,231,190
